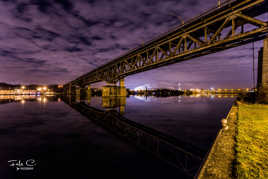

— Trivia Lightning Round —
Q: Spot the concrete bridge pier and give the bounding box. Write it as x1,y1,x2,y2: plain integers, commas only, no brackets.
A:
66,83,72,96
85,85,91,104
102,82,116,97
102,79,127,97
118,79,127,97
86,85,91,97
69,85,76,96
258,37,268,99
75,86,81,102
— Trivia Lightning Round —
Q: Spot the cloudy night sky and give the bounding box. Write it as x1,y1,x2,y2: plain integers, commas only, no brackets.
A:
0,0,267,89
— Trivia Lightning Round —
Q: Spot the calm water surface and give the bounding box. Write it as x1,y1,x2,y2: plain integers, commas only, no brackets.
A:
89,95,235,153
0,95,235,179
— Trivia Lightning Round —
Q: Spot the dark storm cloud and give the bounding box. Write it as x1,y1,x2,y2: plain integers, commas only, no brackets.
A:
0,0,266,87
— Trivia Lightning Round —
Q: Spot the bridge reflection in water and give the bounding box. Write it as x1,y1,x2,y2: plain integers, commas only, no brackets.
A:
101,97,126,114
63,95,203,177
62,93,236,177
0,94,235,177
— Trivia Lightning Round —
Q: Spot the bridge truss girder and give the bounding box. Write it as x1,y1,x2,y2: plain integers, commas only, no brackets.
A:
65,0,268,88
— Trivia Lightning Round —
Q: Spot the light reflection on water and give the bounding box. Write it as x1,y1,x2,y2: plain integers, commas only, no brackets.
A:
85,94,235,153
0,94,235,179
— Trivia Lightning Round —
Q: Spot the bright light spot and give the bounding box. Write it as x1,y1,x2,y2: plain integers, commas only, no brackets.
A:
134,95,151,102
21,86,25,89
134,84,151,91
43,86,47,91
195,88,201,92
37,97,47,103
195,94,201,98
43,97,47,103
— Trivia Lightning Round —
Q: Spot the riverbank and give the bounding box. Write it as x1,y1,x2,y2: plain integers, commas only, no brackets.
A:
198,102,268,179
197,104,237,179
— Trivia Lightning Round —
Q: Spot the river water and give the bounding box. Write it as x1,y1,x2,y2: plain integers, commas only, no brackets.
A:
0,95,235,179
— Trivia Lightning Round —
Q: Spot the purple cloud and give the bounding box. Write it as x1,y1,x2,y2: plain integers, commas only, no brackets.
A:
0,0,266,89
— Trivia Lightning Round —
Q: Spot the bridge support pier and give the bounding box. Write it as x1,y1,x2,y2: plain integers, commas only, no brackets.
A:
87,85,91,97
119,79,127,97
102,79,127,97
258,37,268,99
67,83,72,96
75,86,81,102
85,85,91,104
63,87,67,95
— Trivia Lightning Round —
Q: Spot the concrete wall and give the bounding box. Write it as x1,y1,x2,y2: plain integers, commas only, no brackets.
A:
263,38,268,93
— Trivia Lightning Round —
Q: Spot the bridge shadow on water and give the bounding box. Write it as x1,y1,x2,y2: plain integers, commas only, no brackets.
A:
63,95,206,178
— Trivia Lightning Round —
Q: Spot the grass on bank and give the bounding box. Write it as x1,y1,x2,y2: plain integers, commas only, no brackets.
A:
236,103,268,179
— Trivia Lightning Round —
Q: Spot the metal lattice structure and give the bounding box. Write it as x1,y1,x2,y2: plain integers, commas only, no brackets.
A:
64,0,268,89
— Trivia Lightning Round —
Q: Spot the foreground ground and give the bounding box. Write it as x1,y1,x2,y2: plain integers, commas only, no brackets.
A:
198,102,268,179
236,103,268,179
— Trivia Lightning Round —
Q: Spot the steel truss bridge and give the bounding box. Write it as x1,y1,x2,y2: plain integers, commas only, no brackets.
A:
64,0,268,89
